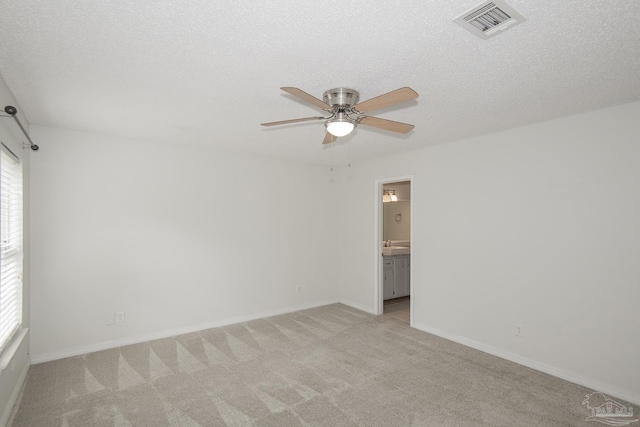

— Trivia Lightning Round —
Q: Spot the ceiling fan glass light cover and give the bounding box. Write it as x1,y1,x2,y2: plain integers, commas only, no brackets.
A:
325,119,355,137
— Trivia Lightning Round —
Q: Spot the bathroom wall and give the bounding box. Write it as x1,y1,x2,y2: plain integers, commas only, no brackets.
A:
383,201,410,241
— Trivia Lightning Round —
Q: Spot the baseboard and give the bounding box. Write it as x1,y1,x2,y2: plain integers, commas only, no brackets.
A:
31,299,340,364
412,322,640,406
338,298,376,314
0,354,30,427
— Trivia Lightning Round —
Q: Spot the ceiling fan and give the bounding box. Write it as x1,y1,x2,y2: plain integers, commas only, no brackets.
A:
261,87,419,144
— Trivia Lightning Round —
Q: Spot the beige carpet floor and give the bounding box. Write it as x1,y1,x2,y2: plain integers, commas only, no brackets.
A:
8,303,637,426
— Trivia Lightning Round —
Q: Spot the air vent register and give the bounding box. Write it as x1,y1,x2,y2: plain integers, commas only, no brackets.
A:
454,0,526,39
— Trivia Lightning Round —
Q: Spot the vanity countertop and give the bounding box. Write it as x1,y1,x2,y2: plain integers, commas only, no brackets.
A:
383,246,410,256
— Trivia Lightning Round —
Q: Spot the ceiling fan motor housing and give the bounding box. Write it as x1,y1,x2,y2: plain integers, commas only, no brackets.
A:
323,88,360,109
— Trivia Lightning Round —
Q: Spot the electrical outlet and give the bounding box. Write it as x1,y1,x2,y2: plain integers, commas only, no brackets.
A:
105,313,115,326
296,286,301,294
515,323,524,337
115,311,125,323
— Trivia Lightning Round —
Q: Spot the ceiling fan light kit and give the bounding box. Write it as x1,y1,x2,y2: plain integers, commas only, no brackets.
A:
262,86,419,144
326,119,355,137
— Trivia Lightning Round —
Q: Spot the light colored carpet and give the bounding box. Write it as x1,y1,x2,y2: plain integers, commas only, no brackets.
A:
8,303,637,426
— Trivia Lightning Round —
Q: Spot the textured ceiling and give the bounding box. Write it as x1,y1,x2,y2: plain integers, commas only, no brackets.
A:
0,0,639,166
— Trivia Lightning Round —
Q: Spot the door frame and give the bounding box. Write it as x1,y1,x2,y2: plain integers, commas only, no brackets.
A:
374,175,414,324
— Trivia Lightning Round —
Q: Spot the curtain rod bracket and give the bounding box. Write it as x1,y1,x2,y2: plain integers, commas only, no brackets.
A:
2,106,39,151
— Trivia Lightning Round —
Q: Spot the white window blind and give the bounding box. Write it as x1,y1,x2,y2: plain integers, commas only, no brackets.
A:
0,143,22,353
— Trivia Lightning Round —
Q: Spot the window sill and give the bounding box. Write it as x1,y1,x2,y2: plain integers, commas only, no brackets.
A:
0,328,29,371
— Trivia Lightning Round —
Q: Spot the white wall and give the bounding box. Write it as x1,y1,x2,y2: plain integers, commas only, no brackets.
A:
338,101,640,404
0,75,31,427
29,126,339,361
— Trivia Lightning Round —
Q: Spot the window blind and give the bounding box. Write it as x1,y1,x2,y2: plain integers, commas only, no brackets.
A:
0,143,22,353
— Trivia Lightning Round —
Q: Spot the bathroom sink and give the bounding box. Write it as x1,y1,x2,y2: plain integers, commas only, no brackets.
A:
383,246,410,256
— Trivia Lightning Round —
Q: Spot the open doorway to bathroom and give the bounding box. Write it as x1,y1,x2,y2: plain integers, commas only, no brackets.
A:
376,178,412,324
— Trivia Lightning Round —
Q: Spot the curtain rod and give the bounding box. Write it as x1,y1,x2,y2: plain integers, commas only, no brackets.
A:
1,106,39,151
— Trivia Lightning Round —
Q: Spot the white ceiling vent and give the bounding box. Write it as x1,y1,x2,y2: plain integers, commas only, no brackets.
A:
454,0,526,39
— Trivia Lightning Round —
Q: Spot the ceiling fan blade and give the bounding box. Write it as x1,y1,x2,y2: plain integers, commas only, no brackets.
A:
281,87,332,110
322,132,337,145
353,87,418,113
261,116,325,127
359,116,415,134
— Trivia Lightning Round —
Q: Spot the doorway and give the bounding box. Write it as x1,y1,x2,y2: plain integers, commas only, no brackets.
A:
375,177,412,325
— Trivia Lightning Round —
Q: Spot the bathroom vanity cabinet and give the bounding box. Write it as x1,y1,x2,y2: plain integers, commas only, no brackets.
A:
383,254,410,300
